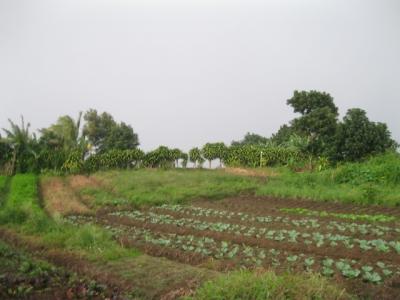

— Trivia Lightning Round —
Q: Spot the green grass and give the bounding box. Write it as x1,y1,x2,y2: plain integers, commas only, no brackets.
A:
257,152,400,206
0,176,7,191
186,270,351,300
88,169,259,206
81,153,400,208
0,174,139,262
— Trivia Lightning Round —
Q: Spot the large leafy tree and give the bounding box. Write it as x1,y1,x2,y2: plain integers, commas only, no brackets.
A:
334,108,396,161
287,90,339,156
83,109,139,153
202,142,227,168
2,116,37,174
271,124,296,146
231,133,269,146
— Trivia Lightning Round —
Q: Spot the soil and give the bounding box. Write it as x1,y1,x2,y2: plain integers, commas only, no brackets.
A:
85,196,400,300
193,195,400,218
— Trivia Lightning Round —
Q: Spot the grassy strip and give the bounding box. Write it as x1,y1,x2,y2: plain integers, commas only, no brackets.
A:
257,153,400,207
85,169,259,206
280,208,397,223
0,174,139,261
186,270,351,300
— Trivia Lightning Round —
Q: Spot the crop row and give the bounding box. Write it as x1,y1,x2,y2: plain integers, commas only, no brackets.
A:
154,204,400,237
110,210,400,254
65,214,400,284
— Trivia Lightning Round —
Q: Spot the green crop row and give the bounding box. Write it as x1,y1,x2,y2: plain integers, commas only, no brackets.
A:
155,204,399,237
110,210,400,254
66,214,400,284
280,207,397,222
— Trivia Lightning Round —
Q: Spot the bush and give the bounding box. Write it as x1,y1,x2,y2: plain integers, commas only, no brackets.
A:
333,152,400,185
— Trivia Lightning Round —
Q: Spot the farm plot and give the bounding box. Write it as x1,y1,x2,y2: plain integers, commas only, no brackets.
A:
66,197,400,299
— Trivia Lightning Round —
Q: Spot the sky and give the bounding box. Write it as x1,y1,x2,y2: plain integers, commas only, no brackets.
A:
0,0,399,151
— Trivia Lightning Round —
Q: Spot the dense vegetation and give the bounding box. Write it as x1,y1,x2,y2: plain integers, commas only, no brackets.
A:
0,90,397,176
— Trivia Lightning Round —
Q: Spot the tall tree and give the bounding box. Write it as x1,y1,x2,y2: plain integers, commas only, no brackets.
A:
334,108,396,161
2,116,37,174
83,109,139,153
287,90,339,156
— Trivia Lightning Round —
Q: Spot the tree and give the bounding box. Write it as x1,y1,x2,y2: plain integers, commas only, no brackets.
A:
171,148,183,168
202,143,217,168
334,108,396,161
231,132,269,146
83,109,139,153
189,147,202,168
271,125,296,145
39,112,85,152
0,134,12,173
2,116,37,174
287,90,339,156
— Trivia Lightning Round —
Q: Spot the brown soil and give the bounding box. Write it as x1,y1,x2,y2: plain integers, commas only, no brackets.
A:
96,213,400,266
40,177,90,216
83,195,400,300
193,195,400,219
150,206,399,240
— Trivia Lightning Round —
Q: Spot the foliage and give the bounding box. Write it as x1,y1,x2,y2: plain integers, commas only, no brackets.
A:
231,132,269,146
84,149,144,173
61,150,84,174
142,146,175,168
257,152,400,206
39,112,85,152
224,145,304,168
287,90,339,157
270,124,297,146
189,147,203,168
187,270,350,300
1,116,38,174
334,108,396,161
202,143,227,168
83,109,139,153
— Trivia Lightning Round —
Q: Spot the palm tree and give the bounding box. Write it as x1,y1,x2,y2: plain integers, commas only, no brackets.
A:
2,116,36,174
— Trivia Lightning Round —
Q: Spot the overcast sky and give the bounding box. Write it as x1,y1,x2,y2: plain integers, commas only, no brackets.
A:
1,0,399,151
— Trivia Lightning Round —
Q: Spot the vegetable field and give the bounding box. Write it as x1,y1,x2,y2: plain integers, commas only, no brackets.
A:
65,196,400,299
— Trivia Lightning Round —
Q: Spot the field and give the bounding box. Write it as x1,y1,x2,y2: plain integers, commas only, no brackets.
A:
1,164,400,299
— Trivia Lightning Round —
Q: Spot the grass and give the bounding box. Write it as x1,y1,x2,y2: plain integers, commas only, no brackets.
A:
0,174,139,261
186,270,350,300
257,152,400,206
85,168,259,206
73,153,400,208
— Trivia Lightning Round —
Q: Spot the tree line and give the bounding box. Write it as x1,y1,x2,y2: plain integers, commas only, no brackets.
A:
0,91,397,175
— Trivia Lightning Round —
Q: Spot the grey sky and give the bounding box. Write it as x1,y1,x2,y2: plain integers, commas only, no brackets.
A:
1,0,399,151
